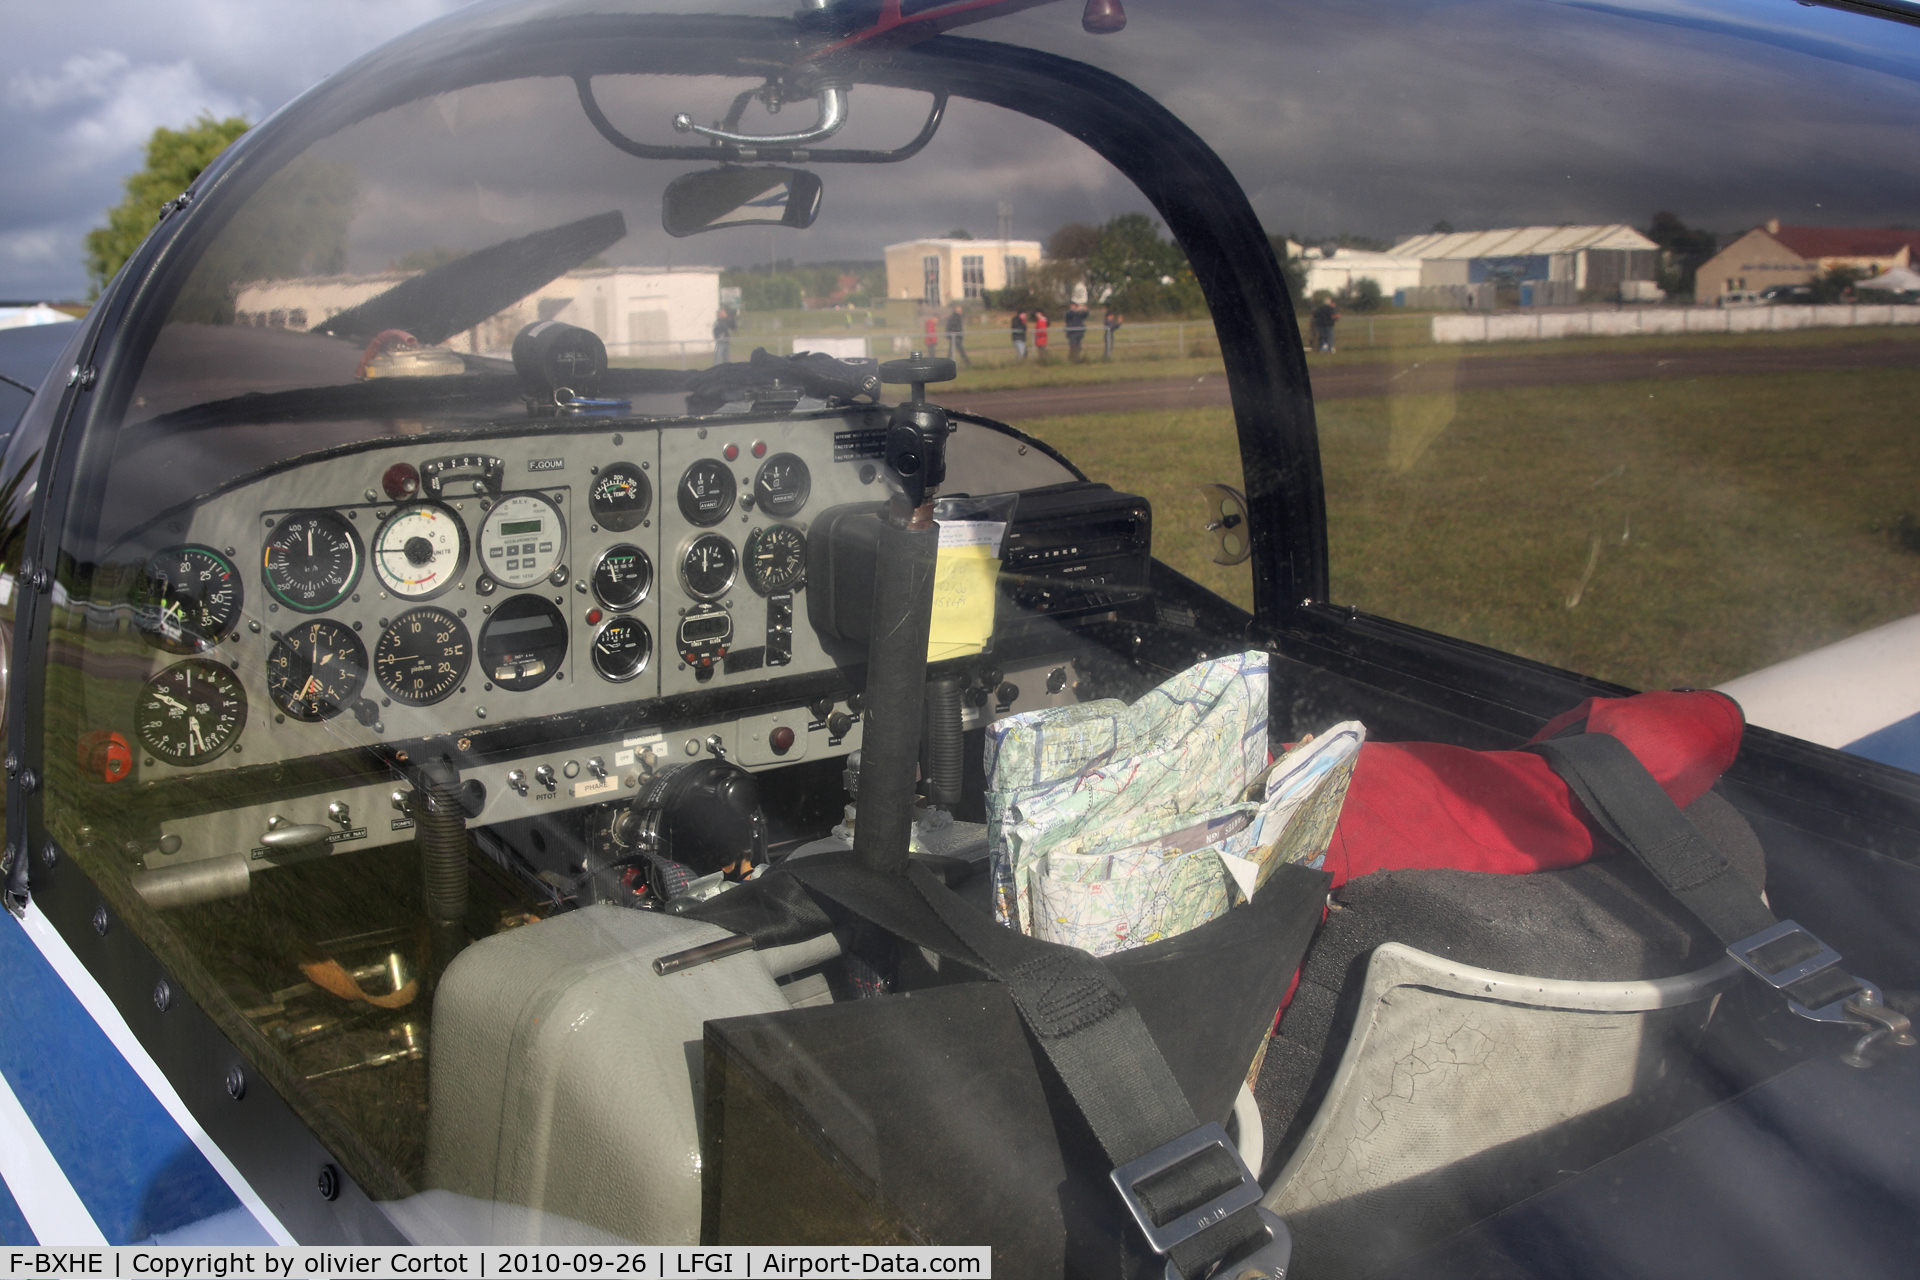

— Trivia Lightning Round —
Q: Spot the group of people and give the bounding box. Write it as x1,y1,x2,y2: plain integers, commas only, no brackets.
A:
1007,304,1122,363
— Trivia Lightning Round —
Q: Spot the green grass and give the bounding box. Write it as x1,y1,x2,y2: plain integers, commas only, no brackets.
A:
1019,366,1920,691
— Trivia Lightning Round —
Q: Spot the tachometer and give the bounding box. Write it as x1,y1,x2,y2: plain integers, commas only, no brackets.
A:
752,454,811,519
591,544,652,611
266,619,368,722
137,545,243,653
590,616,651,683
478,492,566,589
372,502,468,599
590,462,652,532
677,459,736,527
679,533,737,600
262,511,362,612
136,658,247,766
743,525,806,595
374,606,470,705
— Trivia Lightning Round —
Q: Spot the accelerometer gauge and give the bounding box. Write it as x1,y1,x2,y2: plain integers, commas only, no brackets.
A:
743,525,806,595
477,492,566,589
477,594,567,692
136,658,247,766
374,606,470,705
676,458,736,527
590,615,652,683
261,510,362,612
752,454,812,519
137,545,243,653
679,533,737,600
592,544,652,611
372,502,468,600
266,619,368,722
590,462,651,532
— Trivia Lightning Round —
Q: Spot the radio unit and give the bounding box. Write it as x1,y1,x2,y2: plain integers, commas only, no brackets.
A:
998,482,1153,625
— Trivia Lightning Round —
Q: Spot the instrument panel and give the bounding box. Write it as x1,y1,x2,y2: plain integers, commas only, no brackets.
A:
103,410,1089,870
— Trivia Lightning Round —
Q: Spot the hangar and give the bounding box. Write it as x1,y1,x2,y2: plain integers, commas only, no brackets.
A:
1392,224,1660,302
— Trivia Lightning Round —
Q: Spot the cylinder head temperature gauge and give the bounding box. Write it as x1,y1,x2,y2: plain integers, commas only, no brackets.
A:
479,492,567,589
372,502,468,600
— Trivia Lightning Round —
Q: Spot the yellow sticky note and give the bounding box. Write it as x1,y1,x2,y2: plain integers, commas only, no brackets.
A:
927,542,999,661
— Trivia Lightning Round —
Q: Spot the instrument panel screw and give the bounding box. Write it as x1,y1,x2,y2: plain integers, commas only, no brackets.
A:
225,1066,246,1100
39,839,56,867
92,906,108,936
154,979,173,1012
18,767,37,794
316,1164,340,1201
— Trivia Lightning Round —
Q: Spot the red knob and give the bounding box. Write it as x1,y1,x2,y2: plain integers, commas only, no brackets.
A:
769,726,796,755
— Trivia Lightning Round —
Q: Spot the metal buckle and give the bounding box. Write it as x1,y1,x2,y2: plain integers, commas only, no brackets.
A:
1727,919,1868,1025
1162,1207,1291,1280
1111,1122,1263,1255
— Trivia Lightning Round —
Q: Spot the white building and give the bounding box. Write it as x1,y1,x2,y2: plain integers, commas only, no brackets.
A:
1301,248,1424,298
234,265,723,360
1391,225,1659,293
883,238,1044,306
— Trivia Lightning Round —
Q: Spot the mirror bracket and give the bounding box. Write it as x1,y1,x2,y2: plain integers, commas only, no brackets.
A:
575,74,946,165
674,84,848,148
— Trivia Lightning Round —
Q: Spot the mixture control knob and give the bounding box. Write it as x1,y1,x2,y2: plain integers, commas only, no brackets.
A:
827,711,855,738
588,757,607,780
534,765,557,791
506,770,528,796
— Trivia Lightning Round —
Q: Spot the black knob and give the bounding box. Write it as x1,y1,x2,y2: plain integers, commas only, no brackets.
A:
1047,667,1068,695
879,355,958,386
827,711,855,737
810,697,835,720
846,692,865,713
996,682,1019,706
964,686,989,708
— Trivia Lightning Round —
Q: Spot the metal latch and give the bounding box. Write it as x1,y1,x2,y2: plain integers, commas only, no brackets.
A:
1727,920,1915,1059
1111,1122,1290,1278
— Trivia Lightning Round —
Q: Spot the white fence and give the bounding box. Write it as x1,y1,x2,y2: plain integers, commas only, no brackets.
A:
1434,304,1920,344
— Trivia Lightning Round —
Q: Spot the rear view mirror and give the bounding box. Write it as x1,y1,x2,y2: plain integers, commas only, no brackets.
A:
662,167,823,237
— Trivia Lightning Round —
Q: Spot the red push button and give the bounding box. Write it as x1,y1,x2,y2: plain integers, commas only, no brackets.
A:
751,440,767,458
586,609,603,626
723,443,739,461
769,725,795,755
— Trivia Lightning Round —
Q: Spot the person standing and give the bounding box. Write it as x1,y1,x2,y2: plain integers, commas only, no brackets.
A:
924,313,939,354
1033,310,1050,364
712,308,736,364
945,303,971,367
1011,310,1029,360
1310,300,1339,353
1064,301,1088,361
1103,306,1122,360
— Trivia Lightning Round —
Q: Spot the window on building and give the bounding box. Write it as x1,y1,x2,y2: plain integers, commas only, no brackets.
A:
962,254,986,299
1004,255,1028,286
923,255,941,304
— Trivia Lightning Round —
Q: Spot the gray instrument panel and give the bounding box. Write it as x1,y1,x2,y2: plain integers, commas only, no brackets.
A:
120,410,897,781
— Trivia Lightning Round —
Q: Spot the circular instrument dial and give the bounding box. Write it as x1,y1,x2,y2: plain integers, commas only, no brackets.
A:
374,606,471,705
592,545,652,611
136,658,247,766
477,594,567,692
677,459,737,527
590,463,652,532
372,502,468,600
478,492,567,589
679,533,738,600
743,525,807,596
266,619,368,722
590,616,652,683
138,546,243,653
752,454,812,519
262,511,362,612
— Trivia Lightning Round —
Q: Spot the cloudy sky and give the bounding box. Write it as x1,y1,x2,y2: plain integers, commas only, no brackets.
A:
1,0,468,301
8,0,1920,304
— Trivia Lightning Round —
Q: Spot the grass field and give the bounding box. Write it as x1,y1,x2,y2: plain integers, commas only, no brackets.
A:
1016,365,1920,692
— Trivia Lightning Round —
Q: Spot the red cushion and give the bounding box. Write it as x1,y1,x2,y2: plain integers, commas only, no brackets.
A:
1320,690,1744,887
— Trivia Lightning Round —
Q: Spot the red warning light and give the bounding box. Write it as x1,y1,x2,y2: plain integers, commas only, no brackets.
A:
751,441,767,458
383,462,420,500
586,609,603,626
723,443,739,461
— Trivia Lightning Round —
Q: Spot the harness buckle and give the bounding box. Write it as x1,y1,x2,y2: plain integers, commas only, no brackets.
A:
1111,1122,1263,1256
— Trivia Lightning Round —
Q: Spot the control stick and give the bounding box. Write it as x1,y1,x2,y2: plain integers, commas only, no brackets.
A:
851,353,956,876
